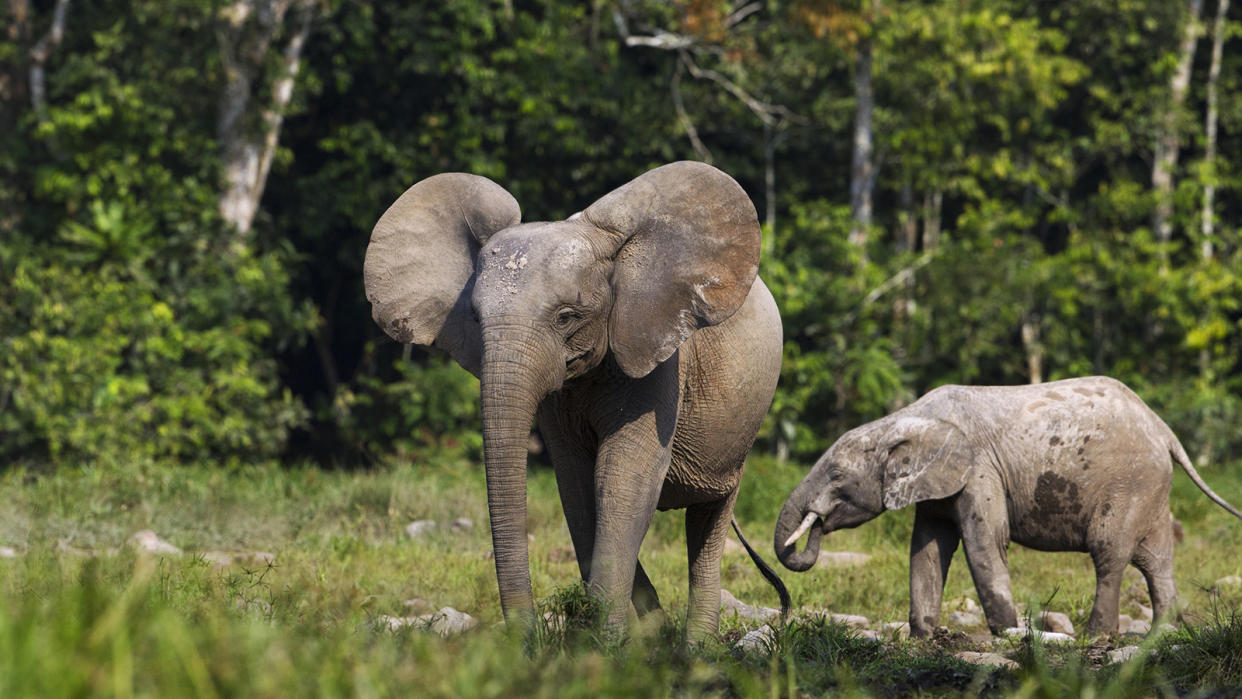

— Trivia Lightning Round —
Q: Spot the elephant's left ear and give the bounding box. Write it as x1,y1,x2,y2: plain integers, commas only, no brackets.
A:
880,417,974,510
582,161,760,378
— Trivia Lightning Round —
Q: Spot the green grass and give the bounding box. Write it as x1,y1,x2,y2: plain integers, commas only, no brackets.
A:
0,453,1240,696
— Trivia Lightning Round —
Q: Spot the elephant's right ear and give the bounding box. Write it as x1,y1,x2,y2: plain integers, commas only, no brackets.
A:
880,417,974,510
363,173,520,377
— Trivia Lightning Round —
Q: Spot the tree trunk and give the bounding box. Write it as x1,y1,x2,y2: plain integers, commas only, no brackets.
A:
217,0,315,237
1,0,32,131
28,0,70,123
922,190,942,250
1021,312,1043,384
1151,0,1203,262
1201,0,1228,259
847,25,875,253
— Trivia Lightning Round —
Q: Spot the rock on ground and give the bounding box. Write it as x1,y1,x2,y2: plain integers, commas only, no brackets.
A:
1108,646,1147,664
1214,575,1242,589
405,520,437,538
817,551,871,567
1118,614,1133,634
1037,611,1075,635
721,589,780,622
824,613,870,630
1003,627,1074,644
1127,619,1151,635
878,621,910,640
0,546,19,558
956,651,1018,670
450,517,474,533
949,609,983,628
735,624,774,652
130,530,182,555
380,607,478,636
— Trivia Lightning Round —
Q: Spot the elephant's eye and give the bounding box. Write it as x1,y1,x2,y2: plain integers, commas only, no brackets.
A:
553,307,584,331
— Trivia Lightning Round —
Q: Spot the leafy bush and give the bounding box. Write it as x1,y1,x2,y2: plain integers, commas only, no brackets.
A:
0,213,309,465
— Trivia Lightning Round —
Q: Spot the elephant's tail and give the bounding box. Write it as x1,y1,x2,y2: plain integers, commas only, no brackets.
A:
730,517,792,618
1171,442,1242,522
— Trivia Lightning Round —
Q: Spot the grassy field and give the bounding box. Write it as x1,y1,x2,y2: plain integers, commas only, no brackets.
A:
1,452,1240,696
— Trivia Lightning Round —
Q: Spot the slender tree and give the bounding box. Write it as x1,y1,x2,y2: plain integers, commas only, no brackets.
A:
1152,0,1203,263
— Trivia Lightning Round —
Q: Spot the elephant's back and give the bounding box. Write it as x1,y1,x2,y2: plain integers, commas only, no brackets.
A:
660,277,782,507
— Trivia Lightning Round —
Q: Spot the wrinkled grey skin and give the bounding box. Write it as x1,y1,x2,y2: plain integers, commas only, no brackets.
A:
775,376,1242,637
363,162,782,637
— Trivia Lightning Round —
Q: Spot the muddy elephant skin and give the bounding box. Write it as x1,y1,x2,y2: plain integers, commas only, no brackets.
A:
775,376,1242,637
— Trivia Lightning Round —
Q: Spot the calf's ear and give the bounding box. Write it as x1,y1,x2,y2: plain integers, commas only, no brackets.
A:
880,417,974,510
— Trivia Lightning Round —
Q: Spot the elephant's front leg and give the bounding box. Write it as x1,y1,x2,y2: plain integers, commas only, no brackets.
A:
954,491,1019,634
908,506,961,638
540,405,663,616
588,436,672,630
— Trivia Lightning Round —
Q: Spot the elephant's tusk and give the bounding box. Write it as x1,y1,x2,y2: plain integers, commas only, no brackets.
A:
784,512,819,549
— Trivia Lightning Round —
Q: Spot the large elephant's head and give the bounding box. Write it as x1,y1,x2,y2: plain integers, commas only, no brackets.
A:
363,162,761,621
774,415,975,571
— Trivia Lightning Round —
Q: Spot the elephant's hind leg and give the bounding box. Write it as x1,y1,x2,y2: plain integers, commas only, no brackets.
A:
1131,514,1178,628
684,490,740,639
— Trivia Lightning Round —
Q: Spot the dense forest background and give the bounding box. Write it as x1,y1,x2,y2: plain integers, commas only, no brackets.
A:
2,0,1240,469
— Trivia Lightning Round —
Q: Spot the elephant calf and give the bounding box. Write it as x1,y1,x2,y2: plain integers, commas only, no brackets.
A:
775,376,1242,637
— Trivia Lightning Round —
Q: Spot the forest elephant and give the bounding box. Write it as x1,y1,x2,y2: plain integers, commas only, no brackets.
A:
774,376,1242,637
363,161,786,637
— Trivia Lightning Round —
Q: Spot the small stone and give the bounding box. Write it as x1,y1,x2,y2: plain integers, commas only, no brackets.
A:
949,609,983,627
879,621,910,640
817,551,872,567
1135,604,1153,621
1003,627,1074,644
379,614,419,631
721,588,780,622
956,651,1018,670
827,613,870,630
405,520,437,538
130,530,182,555
424,607,478,636
1108,645,1146,664
735,624,774,652
1037,611,1075,636
200,551,234,567
1214,575,1242,589
380,607,478,636
450,518,474,533
857,629,883,642
1118,614,1133,634
949,595,980,613
1127,619,1151,635
0,546,19,558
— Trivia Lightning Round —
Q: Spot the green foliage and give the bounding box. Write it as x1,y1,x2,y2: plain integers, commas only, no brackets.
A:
336,352,482,461
0,242,308,464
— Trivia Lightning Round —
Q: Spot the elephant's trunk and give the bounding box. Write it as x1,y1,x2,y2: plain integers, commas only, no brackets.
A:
479,322,561,625
774,485,824,572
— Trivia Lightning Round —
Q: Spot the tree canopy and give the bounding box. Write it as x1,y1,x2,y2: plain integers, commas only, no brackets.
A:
2,0,1240,467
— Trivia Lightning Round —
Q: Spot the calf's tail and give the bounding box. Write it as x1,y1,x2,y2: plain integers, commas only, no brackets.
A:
1171,442,1242,522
